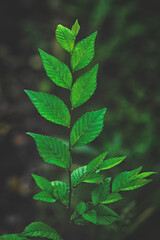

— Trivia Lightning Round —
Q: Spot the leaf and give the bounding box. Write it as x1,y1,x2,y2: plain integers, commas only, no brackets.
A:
71,64,98,108
76,201,86,215
0,235,28,240
98,156,126,170
130,172,157,180
82,210,97,224
87,151,108,173
71,19,80,37
120,178,152,191
56,24,75,53
33,191,56,203
92,178,111,205
101,193,123,204
32,174,53,193
94,204,120,225
28,133,72,169
25,90,70,127
70,108,106,148
71,166,87,187
84,171,104,183
51,181,69,205
22,222,62,240
112,166,143,192
71,32,97,71
39,49,72,89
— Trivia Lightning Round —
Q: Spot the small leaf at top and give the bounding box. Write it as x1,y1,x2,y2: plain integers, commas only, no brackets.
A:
39,49,72,89
71,31,97,71
25,90,70,127
28,133,72,169
71,64,99,108
56,24,75,53
71,19,80,37
70,108,106,148
22,222,62,240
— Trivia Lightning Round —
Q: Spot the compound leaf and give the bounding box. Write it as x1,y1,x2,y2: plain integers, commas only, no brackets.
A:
98,156,126,171
51,181,69,206
28,133,72,169
71,64,99,108
22,222,62,240
39,49,72,89
0,235,28,240
87,151,108,173
33,191,56,203
25,90,70,127
32,174,53,193
56,24,75,53
70,108,106,148
71,19,80,37
71,32,97,71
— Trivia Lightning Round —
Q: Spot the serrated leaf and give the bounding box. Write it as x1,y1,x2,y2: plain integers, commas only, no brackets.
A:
112,166,143,192
121,178,152,191
71,64,98,108
71,32,97,71
39,49,72,89
84,171,104,183
87,151,108,173
71,19,80,37
76,201,86,215
101,193,123,204
33,191,56,203
98,156,126,171
22,222,62,240
25,90,70,127
51,181,69,205
32,174,53,193
94,204,120,225
130,172,157,180
92,178,111,205
56,24,75,53
0,235,28,240
28,133,72,169
70,108,106,148
71,166,87,187
82,210,97,224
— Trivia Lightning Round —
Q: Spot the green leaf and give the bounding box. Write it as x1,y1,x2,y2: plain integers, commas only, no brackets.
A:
28,133,72,169
92,178,111,205
130,172,157,180
94,204,120,225
84,171,104,183
22,222,62,240
25,90,70,127
39,49,72,89
0,235,28,240
32,174,53,193
71,166,87,187
87,151,108,173
33,191,56,203
76,201,86,215
71,32,97,71
120,178,152,191
70,108,106,148
112,166,143,192
98,156,126,170
82,210,97,224
101,193,123,204
51,181,69,206
71,64,98,108
56,24,75,53
71,19,80,37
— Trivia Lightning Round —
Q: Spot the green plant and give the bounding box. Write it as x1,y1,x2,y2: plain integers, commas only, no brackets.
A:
0,20,157,240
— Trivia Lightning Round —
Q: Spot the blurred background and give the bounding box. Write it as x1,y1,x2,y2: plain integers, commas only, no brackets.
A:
0,0,160,239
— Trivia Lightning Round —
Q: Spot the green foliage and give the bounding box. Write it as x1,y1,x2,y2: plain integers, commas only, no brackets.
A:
25,90,70,127
21,222,62,239
71,64,98,108
70,108,106,148
1,20,156,240
28,132,72,169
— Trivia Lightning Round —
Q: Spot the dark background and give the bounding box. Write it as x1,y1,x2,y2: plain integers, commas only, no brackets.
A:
0,0,160,239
